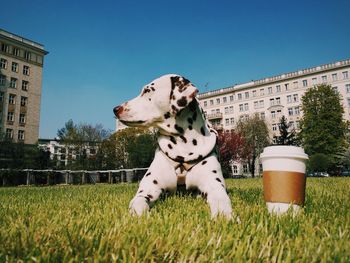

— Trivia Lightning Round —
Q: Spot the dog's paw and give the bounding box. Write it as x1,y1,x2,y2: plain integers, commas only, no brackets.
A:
129,196,150,216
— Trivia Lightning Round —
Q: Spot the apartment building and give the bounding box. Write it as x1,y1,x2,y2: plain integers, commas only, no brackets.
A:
0,29,48,144
198,59,350,140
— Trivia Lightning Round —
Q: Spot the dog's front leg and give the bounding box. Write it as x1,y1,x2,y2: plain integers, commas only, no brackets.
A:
186,155,233,220
129,150,177,216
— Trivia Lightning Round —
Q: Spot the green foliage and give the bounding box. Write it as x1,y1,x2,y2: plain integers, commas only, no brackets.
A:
237,114,270,177
274,115,299,145
0,178,349,262
300,84,346,160
308,153,332,172
114,127,157,169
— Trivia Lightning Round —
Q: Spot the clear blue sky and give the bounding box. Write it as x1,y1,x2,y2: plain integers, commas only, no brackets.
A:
1,0,350,138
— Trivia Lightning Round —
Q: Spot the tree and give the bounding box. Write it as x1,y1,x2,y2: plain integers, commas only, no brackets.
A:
217,130,245,177
300,84,346,171
274,115,298,145
114,127,157,169
236,114,270,177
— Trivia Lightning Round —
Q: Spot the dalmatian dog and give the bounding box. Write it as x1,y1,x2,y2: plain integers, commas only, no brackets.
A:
113,74,233,219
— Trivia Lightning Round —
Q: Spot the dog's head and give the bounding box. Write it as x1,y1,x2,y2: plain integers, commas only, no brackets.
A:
114,74,198,128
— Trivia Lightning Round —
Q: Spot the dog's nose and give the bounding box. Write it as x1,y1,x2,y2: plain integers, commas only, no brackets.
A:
113,105,124,117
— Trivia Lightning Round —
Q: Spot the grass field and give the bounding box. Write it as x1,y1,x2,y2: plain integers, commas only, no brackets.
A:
0,178,349,262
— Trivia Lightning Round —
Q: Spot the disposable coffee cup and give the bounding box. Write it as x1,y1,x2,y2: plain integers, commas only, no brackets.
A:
260,146,308,215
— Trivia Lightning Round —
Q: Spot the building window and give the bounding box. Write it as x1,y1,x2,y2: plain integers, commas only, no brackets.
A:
24,51,31,61
245,92,249,99
18,130,25,141
237,93,242,100
5,129,13,139
10,78,17,88
276,85,281,93
277,109,282,117
216,98,220,105
322,75,327,83
252,90,257,97
225,118,229,125
268,87,272,94
285,83,290,90
232,165,238,174
295,121,300,129
0,58,7,69
294,106,300,115
332,73,338,81
271,111,276,119
343,71,349,80
23,65,30,76
289,121,295,130
9,94,16,104
312,77,317,85
258,100,264,108
254,101,258,109
243,165,248,173
21,96,28,106
223,97,227,103
272,124,278,131
229,106,234,113
13,47,20,56
203,101,207,107
287,95,292,103
276,97,281,105
293,94,299,102
260,112,265,119
270,98,275,106
230,95,234,101
216,109,220,114
224,107,229,114
0,92,3,102
239,104,243,112
230,118,234,125
210,100,213,106
288,107,294,116
260,89,265,96
19,113,26,124
12,62,18,72
0,75,6,86
1,43,9,52
244,103,249,111
348,99,350,108
7,111,14,122
346,84,350,93
292,81,298,89
302,80,308,87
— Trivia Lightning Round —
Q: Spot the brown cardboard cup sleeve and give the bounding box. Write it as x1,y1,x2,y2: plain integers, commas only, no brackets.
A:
263,171,306,206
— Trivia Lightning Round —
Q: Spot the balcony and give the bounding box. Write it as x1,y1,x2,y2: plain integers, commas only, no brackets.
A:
212,124,224,130
207,112,223,120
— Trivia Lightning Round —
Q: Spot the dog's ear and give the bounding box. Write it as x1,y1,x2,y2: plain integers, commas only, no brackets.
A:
170,76,199,114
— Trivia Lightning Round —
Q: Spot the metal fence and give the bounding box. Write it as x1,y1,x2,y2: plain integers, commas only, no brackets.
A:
0,168,148,187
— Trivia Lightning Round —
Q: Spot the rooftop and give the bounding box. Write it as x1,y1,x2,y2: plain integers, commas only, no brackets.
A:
198,58,350,99
0,28,47,53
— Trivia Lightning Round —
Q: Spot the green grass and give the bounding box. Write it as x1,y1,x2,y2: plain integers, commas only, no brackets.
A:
0,178,349,262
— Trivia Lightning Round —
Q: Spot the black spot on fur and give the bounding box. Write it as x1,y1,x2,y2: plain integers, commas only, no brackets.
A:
171,105,178,113
164,112,171,119
188,125,193,130
145,172,151,177
192,111,197,121
177,96,188,107
151,87,155,91
147,194,153,199
161,188,165,192
213,170,218,174
151,83,154,86
167,124,170,127
201,127,205,136
180,135,187,143
187,118,193,124
189,152,193,155
188,100,197,112
215,177,221,182
153,180,158,185
175,156,185,163
168,144,173,149
221,184,225,188
149,98,151,101
174,124,184,134
198,155,203,160
165,152,169,156
202,160,207,165
138,190,144,193
170,136,177,144
144,196,150,202
192,139,197,145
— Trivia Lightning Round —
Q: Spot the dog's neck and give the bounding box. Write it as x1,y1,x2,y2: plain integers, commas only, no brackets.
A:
157,100,217,163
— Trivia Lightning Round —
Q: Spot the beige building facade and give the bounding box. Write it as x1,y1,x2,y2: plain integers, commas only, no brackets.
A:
198,59,350,139
0,29,48,144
